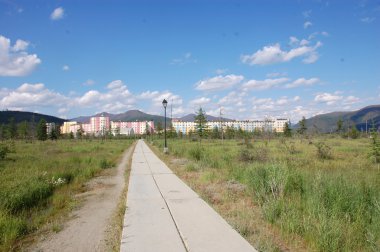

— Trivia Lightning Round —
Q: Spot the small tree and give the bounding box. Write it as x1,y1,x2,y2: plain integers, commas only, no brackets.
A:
37,119,47,141
77,125,84,140
283,122,292,137
156,121,163,138
194,107,208,143
336,118,343,133
297,117,307,135
18,121,29,141
348,126,359,139
211,126,220,139
7,117,17,139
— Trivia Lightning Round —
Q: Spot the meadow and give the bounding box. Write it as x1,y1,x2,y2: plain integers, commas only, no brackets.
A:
151,135,380,251
0,139,133,251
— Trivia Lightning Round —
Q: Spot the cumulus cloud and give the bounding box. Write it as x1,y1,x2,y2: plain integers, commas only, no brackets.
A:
0,83,67,109
82,79,95,86
62,65,69,71
304,21,313,29
189,97,211,106
195,74,244,91
241,39,322,65
285,77,319,88
51,7,64,20
314,93,343,105
0,35,41,76
242,77,289,91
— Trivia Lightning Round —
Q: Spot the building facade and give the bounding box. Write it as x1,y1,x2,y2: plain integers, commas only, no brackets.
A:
60,116,154,136
172,118,289,135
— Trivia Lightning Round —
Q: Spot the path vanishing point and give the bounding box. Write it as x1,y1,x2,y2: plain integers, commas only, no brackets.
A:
121,139,257,252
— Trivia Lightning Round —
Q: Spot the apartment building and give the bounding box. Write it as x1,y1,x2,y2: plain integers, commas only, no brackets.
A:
60,116,154,136
172,118,289,134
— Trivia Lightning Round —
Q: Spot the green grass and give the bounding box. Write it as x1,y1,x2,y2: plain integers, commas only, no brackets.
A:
151,136,380,251
0,139,133,251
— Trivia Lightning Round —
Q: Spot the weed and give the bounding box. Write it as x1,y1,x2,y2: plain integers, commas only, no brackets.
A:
315,142,332,159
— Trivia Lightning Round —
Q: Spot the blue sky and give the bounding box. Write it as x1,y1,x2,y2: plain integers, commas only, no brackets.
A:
0,0,379,121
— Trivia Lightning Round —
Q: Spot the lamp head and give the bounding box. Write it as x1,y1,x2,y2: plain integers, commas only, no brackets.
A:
162,99,168,108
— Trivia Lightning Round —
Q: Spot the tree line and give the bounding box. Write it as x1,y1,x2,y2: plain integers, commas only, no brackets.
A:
0,117,58,141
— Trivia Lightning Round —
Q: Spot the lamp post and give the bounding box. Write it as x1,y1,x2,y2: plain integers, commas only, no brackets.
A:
162,99,168,153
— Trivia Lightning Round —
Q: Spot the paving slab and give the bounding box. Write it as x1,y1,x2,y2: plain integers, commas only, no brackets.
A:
121,140,257,252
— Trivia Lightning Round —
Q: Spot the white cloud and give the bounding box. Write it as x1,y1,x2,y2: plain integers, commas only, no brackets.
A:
189,97,211,106
51,7,64,20
242,77,289,91
289,36,299,45
304,21,313,29
62,65,69,71
0,83,67,109
0,35,41,76
266,72,287,78
12,39,29,52
293,96,301,102
241,40,322,65
361,17,375,23
218,91,247,106
195,74,244,91
314,93,343,105
285,77,319,88
343,95,360,105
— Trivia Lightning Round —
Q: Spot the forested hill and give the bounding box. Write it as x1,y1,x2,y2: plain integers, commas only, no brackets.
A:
0,111,67,125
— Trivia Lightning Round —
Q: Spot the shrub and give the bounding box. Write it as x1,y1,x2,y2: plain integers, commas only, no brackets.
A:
239,146,268,162
315,142,332,159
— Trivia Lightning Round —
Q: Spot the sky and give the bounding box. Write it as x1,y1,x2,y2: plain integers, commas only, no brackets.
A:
0,0,379,122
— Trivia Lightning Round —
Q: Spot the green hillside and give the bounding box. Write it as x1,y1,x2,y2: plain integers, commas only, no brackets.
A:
294,105,380,133
0,111,66,125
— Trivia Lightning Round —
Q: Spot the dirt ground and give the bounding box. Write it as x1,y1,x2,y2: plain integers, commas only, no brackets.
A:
29,146,134,252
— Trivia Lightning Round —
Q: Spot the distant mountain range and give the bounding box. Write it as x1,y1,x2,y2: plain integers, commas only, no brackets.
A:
1,105,379,133
294,105,380,133
0,111,66,125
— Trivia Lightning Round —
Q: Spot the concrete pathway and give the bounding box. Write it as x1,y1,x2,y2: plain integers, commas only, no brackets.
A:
120,140,256,252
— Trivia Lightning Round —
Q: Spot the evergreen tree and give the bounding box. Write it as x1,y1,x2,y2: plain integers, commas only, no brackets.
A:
194,107,208,142
297,117,307,135
37,119,47,141
337,118,343,133
211,126,220,139
77,125,84,139
156,121,163,138
283,122,292,137
18,121,29,141
7,117,17,139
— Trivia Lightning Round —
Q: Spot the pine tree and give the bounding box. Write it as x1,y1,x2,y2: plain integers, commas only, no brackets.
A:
37,119,47,141
283,122,292,137
336,118,343,133
194,107,208,142
7,117,17,139
297,117,307,135
18,121,29,141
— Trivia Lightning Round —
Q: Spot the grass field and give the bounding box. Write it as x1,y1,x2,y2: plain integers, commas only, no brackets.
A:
0,139,133,251
150,136,380,251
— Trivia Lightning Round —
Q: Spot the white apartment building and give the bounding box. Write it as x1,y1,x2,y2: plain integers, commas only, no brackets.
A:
172,118,289,135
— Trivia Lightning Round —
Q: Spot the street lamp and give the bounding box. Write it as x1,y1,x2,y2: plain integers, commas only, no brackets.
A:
162,99,168,153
